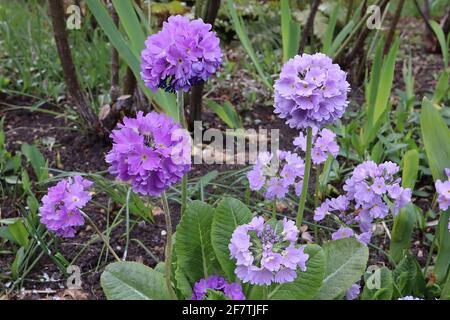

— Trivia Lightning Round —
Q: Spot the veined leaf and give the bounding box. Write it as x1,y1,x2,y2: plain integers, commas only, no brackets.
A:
211,197,252,280
101,262,171,300
175,201,219,296
314,238,369,300
269,244,325,300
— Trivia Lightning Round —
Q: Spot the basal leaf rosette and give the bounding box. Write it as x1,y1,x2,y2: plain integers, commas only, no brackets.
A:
229,216,309,286
105,111,191,196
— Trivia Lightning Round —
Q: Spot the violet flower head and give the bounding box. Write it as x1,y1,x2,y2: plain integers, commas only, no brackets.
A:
229,217,309,286
140,15,222,93
106,111,191,196
191,275,245,300
247,150,305,200
294,127,339,165
331,227,372,246
39,176,93,238
274,53,350,129
435,168,450,212
314,160,409,241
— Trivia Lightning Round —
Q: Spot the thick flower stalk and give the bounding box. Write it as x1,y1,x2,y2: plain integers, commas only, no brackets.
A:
191,276,245,300
293,128,339,165
229,217,309,286
314,161,411,243
274,53,350,129
39,176,93,238
247,151,305,200
105,111,191,196
140,15,222,93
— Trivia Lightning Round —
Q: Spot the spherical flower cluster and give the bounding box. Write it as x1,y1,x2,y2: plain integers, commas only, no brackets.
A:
314,161,411,234
105,111,191,196
191,275,245,300
229,216,309,286
435,168,450,211
293,127,339,164
140,15,222,93
274,53,350,129
346,283,360,300
39,176,93,238
247,151,305,200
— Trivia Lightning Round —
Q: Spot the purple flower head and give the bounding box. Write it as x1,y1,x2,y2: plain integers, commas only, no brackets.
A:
229,217,309,286
247,150,304,200
294,128,339,165
435,168,450,212
106,111,191,196
314,160,409,240
274,53,350,129
346,283,360,300
191,275,245,300
39,176,93,238
140,15,222,93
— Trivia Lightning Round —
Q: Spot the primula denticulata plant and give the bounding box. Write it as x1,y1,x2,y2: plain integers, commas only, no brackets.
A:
37,15,450,301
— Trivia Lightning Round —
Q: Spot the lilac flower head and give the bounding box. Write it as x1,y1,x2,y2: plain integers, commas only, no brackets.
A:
314,160,409,241
331,227,372,246
191,275,245,300
229,216,309,286
247,150,305,200
39,176,93,238
140,15,222,92
294,128,339,164
106,111,191,196
435,168,450,212
274,53,350,129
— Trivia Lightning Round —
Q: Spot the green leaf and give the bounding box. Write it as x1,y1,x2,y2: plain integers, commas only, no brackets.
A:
175,201,219,295
111,0,146,57
361,267,393,300
322,4,339,56
433,71,449,105
435,209,450,283
420,97,450,181
390,149,420,263
211,197,252,280
314,238,369,300
281,0,300,61
101,262,170,300
21,143,48,182
429,20,449,67
393,255,426,298
226,0,271,89
441,271,450,300
269,244,325,300
206,100,242,129
11,247,25,279
8,219,29,247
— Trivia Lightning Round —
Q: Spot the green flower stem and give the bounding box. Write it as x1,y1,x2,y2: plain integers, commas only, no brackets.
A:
296,127,313,227
122,187,131,261
313,164,321,242
161,191,178,300
80,210,121,262
177,90,188,215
